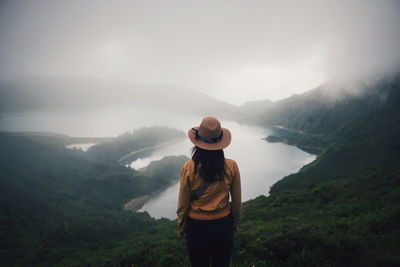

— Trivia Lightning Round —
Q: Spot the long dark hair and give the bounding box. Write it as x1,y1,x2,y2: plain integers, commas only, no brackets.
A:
191,146,226,182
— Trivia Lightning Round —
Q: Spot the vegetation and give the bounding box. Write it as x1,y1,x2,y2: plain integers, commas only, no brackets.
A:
8,159,397,266
234,164,400,266
14,131,112,147
70,74,399,267
270,74,400,193
85,127,185,163
251,76,394,133
265,131,323,155
15,127,185,164
1,74,400,266
0,133,187,266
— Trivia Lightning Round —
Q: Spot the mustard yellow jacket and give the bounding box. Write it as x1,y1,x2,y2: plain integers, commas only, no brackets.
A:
177,159,242,237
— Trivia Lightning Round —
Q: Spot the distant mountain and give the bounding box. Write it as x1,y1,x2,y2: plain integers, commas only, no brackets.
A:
239,77,394,136
0,74,236,118
236,98,273,123
260,74,400,193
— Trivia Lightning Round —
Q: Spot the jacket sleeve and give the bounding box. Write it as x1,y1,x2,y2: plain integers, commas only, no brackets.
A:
176,162,191,238
230,161,242,232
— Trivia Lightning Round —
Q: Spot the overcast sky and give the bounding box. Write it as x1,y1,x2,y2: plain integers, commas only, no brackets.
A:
1,0,400,105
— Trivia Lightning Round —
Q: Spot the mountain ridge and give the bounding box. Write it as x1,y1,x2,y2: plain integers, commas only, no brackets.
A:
266,73,400,193
0,74,237,118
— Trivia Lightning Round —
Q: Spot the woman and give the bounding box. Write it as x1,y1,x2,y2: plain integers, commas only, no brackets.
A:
177,117,242,267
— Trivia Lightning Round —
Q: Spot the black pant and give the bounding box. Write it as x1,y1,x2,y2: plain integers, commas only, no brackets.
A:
186,213,234,267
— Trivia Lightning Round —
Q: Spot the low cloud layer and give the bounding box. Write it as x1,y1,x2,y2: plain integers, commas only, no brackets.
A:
1,0,399,105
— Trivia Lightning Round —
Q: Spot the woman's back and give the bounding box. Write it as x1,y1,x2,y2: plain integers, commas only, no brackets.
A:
176,117,242,267
178,158,241,229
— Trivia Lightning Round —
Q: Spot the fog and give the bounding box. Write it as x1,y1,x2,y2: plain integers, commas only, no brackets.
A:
1,0,400,105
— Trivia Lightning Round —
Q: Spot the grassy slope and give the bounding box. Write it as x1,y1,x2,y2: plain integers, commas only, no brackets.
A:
270,75,400,193
255,76,398,157
54,166,400,267
235,165,400,266
0,133,187,266
2,76,400,266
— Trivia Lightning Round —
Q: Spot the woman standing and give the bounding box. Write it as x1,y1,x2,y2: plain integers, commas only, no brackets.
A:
177,117,242,267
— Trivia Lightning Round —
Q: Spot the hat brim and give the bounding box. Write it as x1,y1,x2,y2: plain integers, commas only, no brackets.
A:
188,127,231,150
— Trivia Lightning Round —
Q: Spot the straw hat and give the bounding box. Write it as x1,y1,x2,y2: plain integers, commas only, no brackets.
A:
188,117,231,150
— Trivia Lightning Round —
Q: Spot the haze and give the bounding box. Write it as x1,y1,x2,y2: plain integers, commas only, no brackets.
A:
1,0,399,105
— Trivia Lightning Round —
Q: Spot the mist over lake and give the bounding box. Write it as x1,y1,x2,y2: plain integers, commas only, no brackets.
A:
0,105,200,137
0,105,315,219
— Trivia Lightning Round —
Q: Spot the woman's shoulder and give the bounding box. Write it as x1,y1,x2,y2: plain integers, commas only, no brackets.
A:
225,158,239,170
225,158,237,165
182,159,194,169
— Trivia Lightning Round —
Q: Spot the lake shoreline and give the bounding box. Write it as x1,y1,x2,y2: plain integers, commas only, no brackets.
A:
0,109,317,219
124,180,180,213
118,136,185,163
264,134,322,155
124,195,153,212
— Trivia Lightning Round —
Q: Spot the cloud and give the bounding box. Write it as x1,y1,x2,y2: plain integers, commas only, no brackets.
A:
0,0,399,105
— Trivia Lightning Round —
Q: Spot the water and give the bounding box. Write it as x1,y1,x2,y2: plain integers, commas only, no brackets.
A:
137,121,315,218
0,105,316,219
66,143,96,151
0,105,200,137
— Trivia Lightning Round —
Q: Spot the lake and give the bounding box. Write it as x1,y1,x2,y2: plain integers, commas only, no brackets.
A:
0,105,316,219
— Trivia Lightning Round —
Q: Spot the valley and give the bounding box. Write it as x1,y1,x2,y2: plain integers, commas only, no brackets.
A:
0,74,399,266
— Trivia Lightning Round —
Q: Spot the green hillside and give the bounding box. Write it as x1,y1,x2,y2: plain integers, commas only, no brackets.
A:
14,127,185,164
42,165,400,267
1,75,400,266
234,165,400,266
85,127,185,163
244,75,398,154
249,76,394,133
269,75,400,193
0,133,188,266
48,163,400,266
